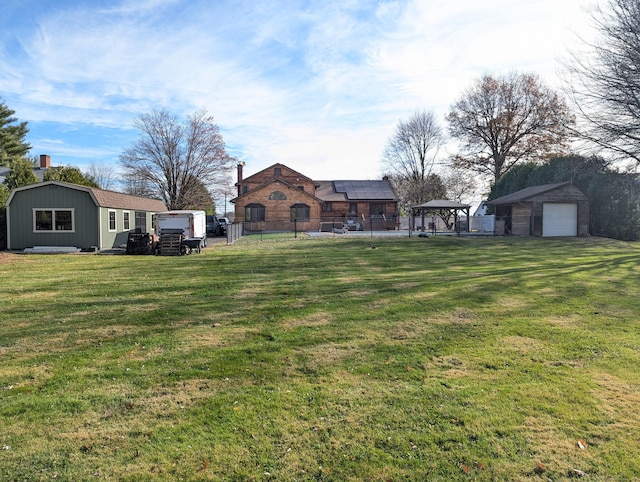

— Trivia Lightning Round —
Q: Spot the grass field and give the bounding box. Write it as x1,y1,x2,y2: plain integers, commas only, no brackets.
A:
1,236,639,481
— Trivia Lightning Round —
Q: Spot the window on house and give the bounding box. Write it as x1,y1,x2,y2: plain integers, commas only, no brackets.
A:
322,202,332,212
242,185,248,194
297,186,304,191
123,211,130,231
369,203,385,216
33,209,74,232
274,167,282,176
290,203,310,222
269,191,287,200
108,210,117,231
349,203,358,214
245,203,265,222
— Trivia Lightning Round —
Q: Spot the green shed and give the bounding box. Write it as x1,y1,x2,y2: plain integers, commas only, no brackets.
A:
6,181,167,251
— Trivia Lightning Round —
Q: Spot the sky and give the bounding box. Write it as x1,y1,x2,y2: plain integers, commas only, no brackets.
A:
0,0,597,203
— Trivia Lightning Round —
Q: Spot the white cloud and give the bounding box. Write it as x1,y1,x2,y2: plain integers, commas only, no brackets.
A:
0,0,599,195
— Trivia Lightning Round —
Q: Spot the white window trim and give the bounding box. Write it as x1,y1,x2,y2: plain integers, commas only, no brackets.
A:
108,210,117,232
123,211,131,231
32,208,76,233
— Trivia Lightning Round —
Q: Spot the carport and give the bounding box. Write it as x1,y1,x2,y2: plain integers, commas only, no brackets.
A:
411,200,471,235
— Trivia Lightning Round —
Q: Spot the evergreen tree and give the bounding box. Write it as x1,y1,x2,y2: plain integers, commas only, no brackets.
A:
4,157,38,190
43,166,99,188
0,184,9,208
0,100,30,166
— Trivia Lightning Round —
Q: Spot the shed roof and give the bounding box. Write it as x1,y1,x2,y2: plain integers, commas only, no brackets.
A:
315,180,398,201
88,185,167,211
7,181,167,212
486,182,575,205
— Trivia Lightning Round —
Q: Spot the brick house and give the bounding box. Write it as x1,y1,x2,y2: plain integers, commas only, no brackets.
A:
232,163,399,232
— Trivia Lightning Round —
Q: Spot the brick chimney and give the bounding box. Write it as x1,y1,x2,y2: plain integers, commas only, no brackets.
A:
40,154,51,169
236,161,245,197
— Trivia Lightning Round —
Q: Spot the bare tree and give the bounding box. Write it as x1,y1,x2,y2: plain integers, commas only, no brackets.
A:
564,0,640,165
383,110,444,207
119,109,235,210
121,173,156,199
447,72,574,185
387,171,447,214
442,165,477,203
86,162,117,190
208,165,235,215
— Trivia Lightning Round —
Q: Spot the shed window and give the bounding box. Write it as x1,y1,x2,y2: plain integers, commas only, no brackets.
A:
291,203,310,222
123,211,131,230
245,203,265,222
108,210,117,231
33,209,74,232
349,203,358,214
322,202,332,212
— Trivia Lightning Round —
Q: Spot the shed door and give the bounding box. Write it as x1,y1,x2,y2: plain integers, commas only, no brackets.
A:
542,203,578,237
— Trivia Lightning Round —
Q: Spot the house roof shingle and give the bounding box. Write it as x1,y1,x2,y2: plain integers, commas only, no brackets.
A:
7,181,167,212
87,186,167,211
486,182,573,205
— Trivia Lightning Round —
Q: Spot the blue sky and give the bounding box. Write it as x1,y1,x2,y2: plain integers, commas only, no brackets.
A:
1,0,594,197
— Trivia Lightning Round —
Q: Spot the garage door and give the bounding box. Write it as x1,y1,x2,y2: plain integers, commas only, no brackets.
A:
542,203,578,237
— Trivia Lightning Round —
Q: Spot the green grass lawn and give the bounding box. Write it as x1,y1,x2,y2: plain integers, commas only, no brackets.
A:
1,236,639,481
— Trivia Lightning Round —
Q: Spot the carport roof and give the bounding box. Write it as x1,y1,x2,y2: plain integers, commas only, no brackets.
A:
412,199,470,209
486,182,572,205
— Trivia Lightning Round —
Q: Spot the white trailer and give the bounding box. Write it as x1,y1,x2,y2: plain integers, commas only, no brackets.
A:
154,210,207,253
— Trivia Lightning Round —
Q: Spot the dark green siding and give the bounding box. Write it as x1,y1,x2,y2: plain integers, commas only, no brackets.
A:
8,184,99,250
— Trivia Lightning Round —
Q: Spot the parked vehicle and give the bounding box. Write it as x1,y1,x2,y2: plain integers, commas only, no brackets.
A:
206,215,227,236
218,217,229,235
154,210,207,254
206,215,222,236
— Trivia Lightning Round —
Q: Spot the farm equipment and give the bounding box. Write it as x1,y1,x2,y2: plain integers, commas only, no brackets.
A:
125,231,158,255
156,228,204,256
125,210,208,256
